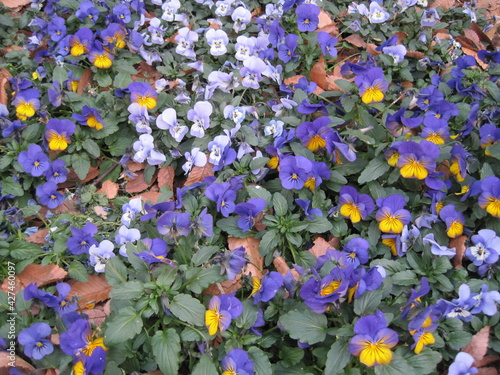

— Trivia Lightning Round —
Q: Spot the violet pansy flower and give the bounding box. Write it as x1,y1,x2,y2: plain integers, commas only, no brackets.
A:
18,323,54,360
188,101,213,138
18,144,49,177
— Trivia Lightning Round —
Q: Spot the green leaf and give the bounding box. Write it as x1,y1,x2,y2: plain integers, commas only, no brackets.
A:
152,329,181,375
374,353,416,375
485,143,500,160
279,309,327,344
354,288,384,315
307,216,333,234
484,81,500,103
273,192,288,217
9,240,44,259
95,71,112,87
358,157,391,184
248,346,273,375
82,139,101,158
105,307,143,346
192,246,220,266
2,177,24,196
259,229,280,257
185,266,222,294
334,79,355,92
68,261,89,282
279,347,304,367
72,153,91,180
113,71,133,88
325,340,351,375
405,349,442,375
192,355,218,375
392,270,418,286
155,265,178,287
216,217,249,238
169,294,205,326
447,331,472,349
234,300,258,329
109,281,144,300
249,157,270,170
105,256,128,287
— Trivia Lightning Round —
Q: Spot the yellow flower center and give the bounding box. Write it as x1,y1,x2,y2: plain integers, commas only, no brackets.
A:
136,95,157,110
359,340,393,367
340,202,362,223
93,53,113,69
320,280,341,296
361,86,384,104
400,158,428,180
486,198,500,218
447,220,463,238
306,135,326,151
378,213,404,234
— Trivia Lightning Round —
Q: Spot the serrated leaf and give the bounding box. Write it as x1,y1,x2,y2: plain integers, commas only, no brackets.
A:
192,355,218,375
405,349,442,375
392,270,418,286
354,288,384,315
169,294,205,326
447,331,472,350
2,177,24,196
72,153,91,180
152,329,181,375
82,139,101,158
358,157,391,184
185,266,222,294
105,307,143,346
248,346,273,375
325,340,351,375
109,281,144,300
67,261,89,282
279,309,327,344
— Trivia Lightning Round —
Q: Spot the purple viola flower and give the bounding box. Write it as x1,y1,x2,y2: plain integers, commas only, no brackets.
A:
240,56,267,89
129,82,158,110
317,31,338,57
175,27,198,60
478,176,500,218
188,101,213,138
18,144,50,177
191,208,213,237
48,80,63,107
72,106,104,130
383,45,407,64
75,1,99,23
375,195,411,234
349,267,384,302
216,246,247,281
234,35,255,61
278,34,299,63
422,233,456,257
296,4,320,32
113,4,131,23
465,229,500,266
45,118,76,151
205,182,237,217
471,284,500,316
355,67,388,104
135,238,171,265
367,2,390,23
296,117,334,152
24,283,75,315
221,349,254,375
156,108,188,142
235,198,266,232
121,197,142,227
67,222,99,255
437,284,476,321
157,212,191,239
300,268,350,313
132,134,166,165
18,323,53,360
205,294,242,335
439,204,465,239
342,238,370,267
424,100,459,128
448,352,478,375
401,277,430,318
250,271,283,304
279,155,311,190
44,159,68,183
48,16,66,42
231,6,252,32
397,140,440,180
13,89,40,120
128,103,153,134
385,107,423,137
421,8,440,27
115,225,141,257
162,0,181,21
349,310,398,367
89,240,116,273
296,199,322,220
36,181,64,209
338,186,375,223
205,29,229,56
183,148,207,175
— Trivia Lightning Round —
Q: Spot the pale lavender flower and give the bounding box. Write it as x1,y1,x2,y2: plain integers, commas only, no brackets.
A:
368,2,390,23
206,29,229,56
128,103,153,134
132,134,166,165
183,148,207,174
235,35,255,61
264,120,284,137
471,284,500,316
240,56,267,89
121,197,142,226
156,108,188,142
148,18,166,44
205,71,238,99
161,0,181,21
232,6,252,32
383,45,407,64
224,105,246,124
188,101,213,137
208,135,231,166
423,233,456,257
448,352,478,375
89,240,115,273
215,0,233,16
175,27,198,60
115,225,141,257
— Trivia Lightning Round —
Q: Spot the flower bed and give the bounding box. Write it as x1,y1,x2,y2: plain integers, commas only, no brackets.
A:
1,0,500,373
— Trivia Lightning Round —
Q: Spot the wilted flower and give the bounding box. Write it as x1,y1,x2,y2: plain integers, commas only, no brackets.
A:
423,233,456,257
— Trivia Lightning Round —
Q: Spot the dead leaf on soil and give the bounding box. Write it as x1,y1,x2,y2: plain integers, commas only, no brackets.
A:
0,68,12,107
1,263,68,295
26,228,49,244
430,0,455,9
128,162,147,172
83,305,109,326
0,352,34,375
450,235,467,268
98,180,119,199
0,0,30,8
344,34,367,48
125,170,156,194
477,368,498,375
310,55,328,91
158,166,175,191
68,274,112,309
203,278,243,296
477,356,500,368
406,50,427,59
76,68,93,95
318,9,333,28
283,75,325,94
309,237,335,258
94,206,108,219
463,326,490,366
227,236,263,278
184,162,214,186
131,191,162,204
316,24,340,36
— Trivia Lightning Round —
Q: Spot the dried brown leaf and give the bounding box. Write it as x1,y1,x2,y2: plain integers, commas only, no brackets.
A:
125,171,155,194
406,50,427,59
318,9,333,28
0,0,30,8
477,368,498,375
283,75,324,94
227,237,263,278
68,274,112,309
309,237,335,258
430,0,455,9
0,68,12,107
94,206,108,219
1,264,68,295
450,235,468,268
26,228,49,245
98,180,119,199
344,34,367,48
131,191,162,204
184,162,214,186
128,162,147,172
464,29,486,50
0,352,34,374
131,61,162,86
83,305,109,326
316,24,340,36
310,55,327,91
52,198,79,215
77,68,93,95
158,166,175,191
203,278,242,296
463,326,490,366
477,356,500,368
81,166,100,183
477,0,500,19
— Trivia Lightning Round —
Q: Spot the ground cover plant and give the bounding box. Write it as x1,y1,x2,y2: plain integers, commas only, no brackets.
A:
1,0,500,373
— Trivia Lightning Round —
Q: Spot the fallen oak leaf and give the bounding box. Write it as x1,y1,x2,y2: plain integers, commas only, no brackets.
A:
67,274,112,309
125,170,156,194
98,180,119,199
184,161,214,186
463,326,490,367
157,166,175,191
